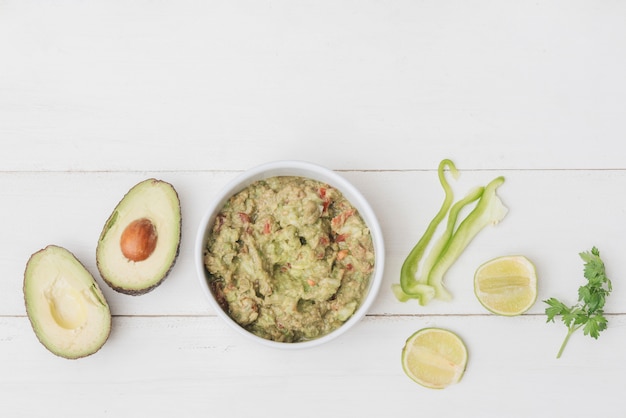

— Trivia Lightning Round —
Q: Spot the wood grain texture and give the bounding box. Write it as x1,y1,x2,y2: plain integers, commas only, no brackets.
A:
2,170,624,315
2,315,626,417
1,0,626,171
1,1,625,417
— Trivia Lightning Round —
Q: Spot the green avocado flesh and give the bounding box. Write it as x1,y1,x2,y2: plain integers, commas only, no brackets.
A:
23,245,111,359
96,178,181,295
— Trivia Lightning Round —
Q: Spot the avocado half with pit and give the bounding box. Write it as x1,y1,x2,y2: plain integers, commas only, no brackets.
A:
24,245,111,359
96,178,181,295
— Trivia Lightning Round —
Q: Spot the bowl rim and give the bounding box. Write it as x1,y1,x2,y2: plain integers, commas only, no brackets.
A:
194,160,385,349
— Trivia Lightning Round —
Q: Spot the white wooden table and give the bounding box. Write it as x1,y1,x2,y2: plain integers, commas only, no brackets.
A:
2,1,625,416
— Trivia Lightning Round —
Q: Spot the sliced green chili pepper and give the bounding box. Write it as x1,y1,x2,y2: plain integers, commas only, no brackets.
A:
397,159,458,304
428,176,507,301
394,159,507,305
415,185,485,304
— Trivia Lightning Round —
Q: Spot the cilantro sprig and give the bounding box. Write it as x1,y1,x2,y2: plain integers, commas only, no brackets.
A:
544,247,612,358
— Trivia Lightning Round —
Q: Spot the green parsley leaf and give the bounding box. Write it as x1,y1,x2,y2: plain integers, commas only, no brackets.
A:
544,298,567,322
543,247,612,358
583,314,608,339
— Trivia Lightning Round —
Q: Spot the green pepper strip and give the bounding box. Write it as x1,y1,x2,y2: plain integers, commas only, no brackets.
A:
428,176,507,301
398,159,458,302
414,185,485,305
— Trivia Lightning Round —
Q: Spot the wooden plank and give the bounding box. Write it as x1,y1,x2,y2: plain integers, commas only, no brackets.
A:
1,0,626,171
1,169,624,316
2,314,624,417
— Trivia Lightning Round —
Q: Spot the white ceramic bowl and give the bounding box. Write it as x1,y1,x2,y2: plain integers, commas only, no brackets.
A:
195,160,385,349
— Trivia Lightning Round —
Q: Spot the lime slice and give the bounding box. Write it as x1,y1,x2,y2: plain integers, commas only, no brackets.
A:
474,255,537,316
401,328,468,389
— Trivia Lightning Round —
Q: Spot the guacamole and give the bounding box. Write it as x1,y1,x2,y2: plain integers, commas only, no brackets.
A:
203,176,375,343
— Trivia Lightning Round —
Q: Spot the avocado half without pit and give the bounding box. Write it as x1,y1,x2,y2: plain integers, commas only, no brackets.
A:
24,245,111,359
96,178,182,295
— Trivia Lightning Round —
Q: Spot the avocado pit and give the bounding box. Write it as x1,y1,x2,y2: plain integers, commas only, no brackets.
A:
120,218,158,262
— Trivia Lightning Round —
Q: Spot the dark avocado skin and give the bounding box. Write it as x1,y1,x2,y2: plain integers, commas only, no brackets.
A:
96,179,182,296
